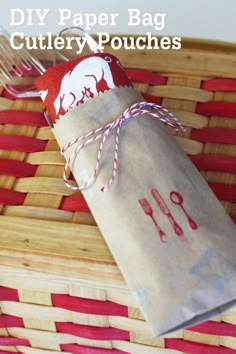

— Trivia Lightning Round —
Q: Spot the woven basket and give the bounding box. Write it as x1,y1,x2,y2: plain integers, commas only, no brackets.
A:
0,37,235,353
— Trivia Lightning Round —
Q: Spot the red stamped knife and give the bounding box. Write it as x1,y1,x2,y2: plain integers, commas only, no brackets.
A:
151,188,183,237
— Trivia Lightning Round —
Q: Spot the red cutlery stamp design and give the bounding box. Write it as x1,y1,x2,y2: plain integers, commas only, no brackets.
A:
170,191,198,230
139,198,167,243
151,188,184,237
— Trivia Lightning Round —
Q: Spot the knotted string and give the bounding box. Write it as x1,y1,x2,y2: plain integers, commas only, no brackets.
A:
61,102,185,192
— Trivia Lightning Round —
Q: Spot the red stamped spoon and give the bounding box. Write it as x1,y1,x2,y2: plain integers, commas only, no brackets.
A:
170,191,198,230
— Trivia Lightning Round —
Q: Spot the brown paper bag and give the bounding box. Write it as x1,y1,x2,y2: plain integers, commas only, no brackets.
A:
52,86,236,336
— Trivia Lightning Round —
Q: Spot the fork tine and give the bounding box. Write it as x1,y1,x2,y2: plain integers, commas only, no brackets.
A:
0,26,47,98
0,26,46,79
0,25,102,99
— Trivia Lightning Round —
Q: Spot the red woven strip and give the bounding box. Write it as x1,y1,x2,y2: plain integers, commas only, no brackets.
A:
0,287,19,301
0,336,29,346
60,195,90,212
61,344,129,354
231,215,236,223
0,159,37,177
0,315,23,328
0,351,22,354
202,79,236,92
51,294,128,317
141,92,162,105
0,111,47,126
0,189,25,206
190,128,236,144
1,87,41,101
0,135,47,152
56,322,129,341
208,183,236,202
188,320,236,336
125,69,167,85
190,155,236,174
196,102,236,118
165,338,236,354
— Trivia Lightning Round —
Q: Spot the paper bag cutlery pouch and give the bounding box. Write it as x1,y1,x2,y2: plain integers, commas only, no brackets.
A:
35,53,236,336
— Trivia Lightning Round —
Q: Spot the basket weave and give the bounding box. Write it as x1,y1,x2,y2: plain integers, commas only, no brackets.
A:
0,37,235,353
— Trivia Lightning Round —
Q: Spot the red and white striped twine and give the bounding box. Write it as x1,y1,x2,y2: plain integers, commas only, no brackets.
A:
61,102,185,192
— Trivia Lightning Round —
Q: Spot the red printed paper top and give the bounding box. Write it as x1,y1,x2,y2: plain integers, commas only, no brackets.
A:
35,53,133,122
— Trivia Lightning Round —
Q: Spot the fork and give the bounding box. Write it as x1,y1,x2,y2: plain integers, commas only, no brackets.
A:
139,198,167,243
0,25,47,98
0,26,101,99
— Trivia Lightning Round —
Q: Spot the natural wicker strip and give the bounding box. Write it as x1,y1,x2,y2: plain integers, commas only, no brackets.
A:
188,320,236,336
0,250,121,283
0,266,132,304
0,97,15,111
203,143,236,157
22,193,62,210
148,85,213,102
190,127,236,144
61,344,129,354
190,155,236,173
68,211,96,225
202,171,235,185
16,349,63,354
0,188,25,206
0,97,44,114
60,195,90,212
202,79,236,92
170,110,209,129
214,92,236,104
196,102,236,117
51,294,128,317
0,301,80,322
35,127,56,140
0,216,115,263
110,46,236,78
4,206,73,222
0,135,47,152
209,116,236,129
108,316,153,336
0,314,23,328
165,338,236,353
0,111,47,126
174,136,204,155
209,183,236,202
0,159,37,177
26,151,65,165
56,322,129,341
111,340,178,353
14,177,74,196
125,69,167,85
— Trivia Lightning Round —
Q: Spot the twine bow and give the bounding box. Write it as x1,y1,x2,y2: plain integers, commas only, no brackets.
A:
61,102,185,192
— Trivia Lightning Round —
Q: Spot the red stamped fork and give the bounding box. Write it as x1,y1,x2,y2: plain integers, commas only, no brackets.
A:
139,198,167,243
